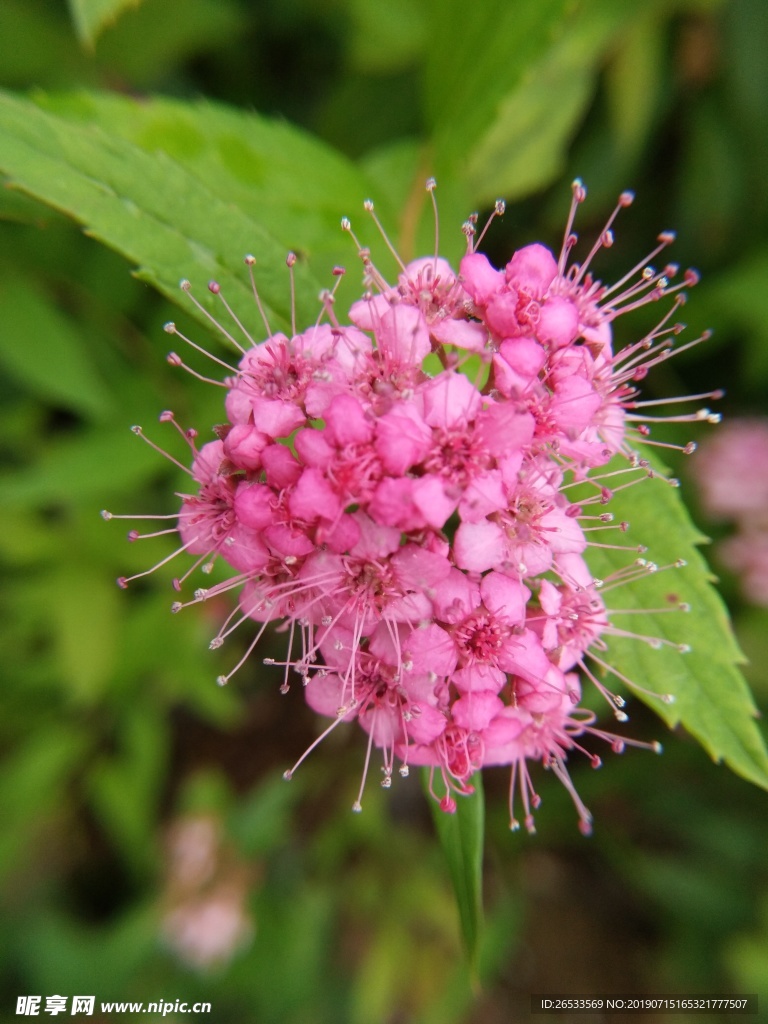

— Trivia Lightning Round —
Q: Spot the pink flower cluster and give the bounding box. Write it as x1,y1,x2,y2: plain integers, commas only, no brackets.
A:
108,181,712,833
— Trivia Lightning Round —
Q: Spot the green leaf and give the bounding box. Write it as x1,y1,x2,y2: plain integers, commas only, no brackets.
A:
700,248,768,381
0,424,171,508
90,0,247,86
0,2,99,90
359,138,471,265
604,6,665,164
0,90,376,339
582,452,768,791
425,770,484,971
67,0,143,47
422,0,629,204
34,90,375,263
45,564,121,705
347,0,427,74
0,270,112,419
0,728,88,880
19,905,157,999
87,705,167,867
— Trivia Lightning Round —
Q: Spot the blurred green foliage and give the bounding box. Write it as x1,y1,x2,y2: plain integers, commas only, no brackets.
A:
1,0,767,1021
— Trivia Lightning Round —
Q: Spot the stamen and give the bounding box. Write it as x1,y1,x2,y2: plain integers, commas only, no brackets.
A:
102,511,180,522
207,279,259,349
286,252,297,337
571,190,634,288
587,650,676,704
116,536,199,588
243,255,273,338
557,178,587,275
283,709,352,782
163,323,240,375
166,352,228,387
363,198,408,275
625,388,725,410
179,279,247,354
158,410,199,456
426,177,440,264
600,231,676,302
548,755,592,836
352,720,377,812
474,198,506,251
129,425,193,476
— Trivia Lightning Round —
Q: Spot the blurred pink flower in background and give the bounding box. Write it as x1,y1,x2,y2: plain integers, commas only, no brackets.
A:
161,816,255,971
692,418,768,605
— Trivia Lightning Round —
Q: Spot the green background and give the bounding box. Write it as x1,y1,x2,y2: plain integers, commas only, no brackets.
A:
1,1,767,1021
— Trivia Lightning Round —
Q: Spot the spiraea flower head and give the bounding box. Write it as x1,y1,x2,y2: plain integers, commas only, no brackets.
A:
105,180,718,833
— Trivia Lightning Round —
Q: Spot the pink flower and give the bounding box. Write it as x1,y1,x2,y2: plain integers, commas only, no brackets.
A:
692,418,768,605
693,418,768,521
108,181,713,833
